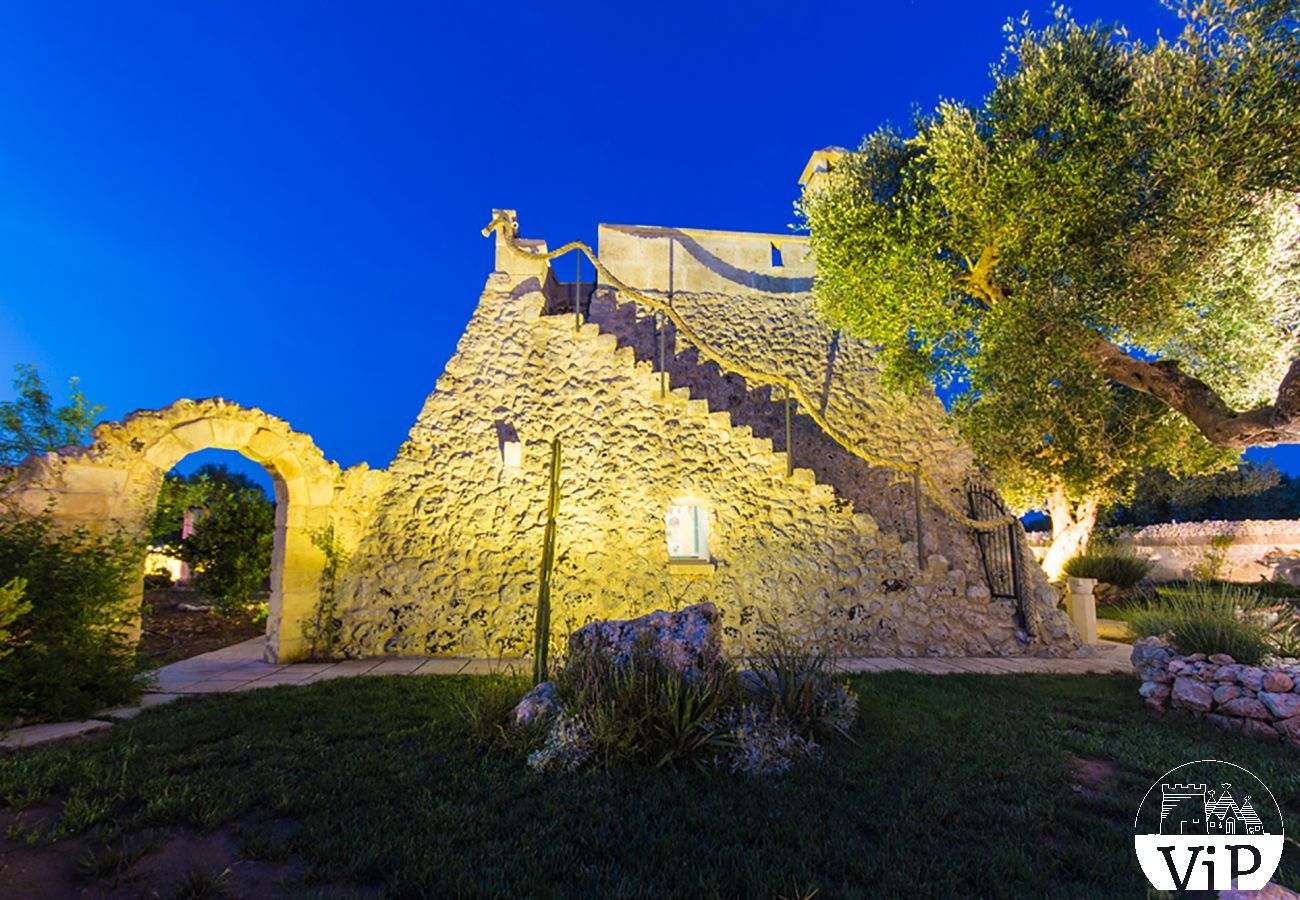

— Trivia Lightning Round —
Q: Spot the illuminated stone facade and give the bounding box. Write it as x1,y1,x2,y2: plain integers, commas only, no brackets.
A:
4,189,1079,661
331,215,1077,658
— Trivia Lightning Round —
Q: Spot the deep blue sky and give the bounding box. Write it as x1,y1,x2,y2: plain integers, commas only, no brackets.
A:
1,0,1294,486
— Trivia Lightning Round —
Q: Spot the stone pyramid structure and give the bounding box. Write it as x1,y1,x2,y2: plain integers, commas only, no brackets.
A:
332,210,1075,659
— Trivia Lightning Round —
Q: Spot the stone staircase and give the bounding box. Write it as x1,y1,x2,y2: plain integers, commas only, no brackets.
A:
539,283,959,587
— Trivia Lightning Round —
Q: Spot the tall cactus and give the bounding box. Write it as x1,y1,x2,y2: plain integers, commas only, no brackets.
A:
533,437,561,684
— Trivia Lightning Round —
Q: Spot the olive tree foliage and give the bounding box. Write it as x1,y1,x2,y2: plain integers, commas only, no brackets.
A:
800,1,1297,573
960,368,1234,574
0,364,102,465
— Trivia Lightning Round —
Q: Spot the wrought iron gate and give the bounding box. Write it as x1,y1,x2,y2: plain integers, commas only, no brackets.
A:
966,485,1030,633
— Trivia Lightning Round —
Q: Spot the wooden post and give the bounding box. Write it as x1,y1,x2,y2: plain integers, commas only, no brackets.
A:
533,438,561,684
573,253,581,331
784,387,793,477
912,467,925,568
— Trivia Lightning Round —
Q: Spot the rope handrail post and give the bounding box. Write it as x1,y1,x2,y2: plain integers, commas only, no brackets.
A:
912,466,926,569
659,315,668,399
784,387,793,477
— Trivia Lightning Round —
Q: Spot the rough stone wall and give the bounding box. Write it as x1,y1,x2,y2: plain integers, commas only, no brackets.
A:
586,223,986,569
1133,638,1300,748
1028,520,1300,584
335,222,1076,658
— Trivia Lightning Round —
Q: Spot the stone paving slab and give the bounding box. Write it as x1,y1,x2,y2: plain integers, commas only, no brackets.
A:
94,693,184,721
2,718,112,749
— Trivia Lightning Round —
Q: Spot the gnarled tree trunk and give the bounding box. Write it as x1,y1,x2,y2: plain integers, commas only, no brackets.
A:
1040,483,1100,581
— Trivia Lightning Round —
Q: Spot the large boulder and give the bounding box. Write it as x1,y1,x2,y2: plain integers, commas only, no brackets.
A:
1171,676,1215,713
568,602,722,674
1131,636,1176,682
513,603,723,728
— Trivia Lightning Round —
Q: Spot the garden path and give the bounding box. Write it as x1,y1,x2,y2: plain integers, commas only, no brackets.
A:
2,638,1134,749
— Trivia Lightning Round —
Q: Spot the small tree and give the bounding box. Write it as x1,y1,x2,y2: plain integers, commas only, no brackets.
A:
151,464,274,616
0,364,102,465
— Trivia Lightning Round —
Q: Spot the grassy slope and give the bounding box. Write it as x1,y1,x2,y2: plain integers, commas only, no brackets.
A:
2,673,1297,898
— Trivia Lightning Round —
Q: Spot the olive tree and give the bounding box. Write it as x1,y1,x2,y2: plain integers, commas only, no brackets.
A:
800,1,1297,570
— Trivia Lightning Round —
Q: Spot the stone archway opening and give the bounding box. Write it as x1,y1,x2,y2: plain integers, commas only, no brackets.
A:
3,400,346,663
113,405,340,663
142,450,283,660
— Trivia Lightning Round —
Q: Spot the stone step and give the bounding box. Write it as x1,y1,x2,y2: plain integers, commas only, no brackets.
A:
579,297,912,557
809,483,836,502
612,346,636,366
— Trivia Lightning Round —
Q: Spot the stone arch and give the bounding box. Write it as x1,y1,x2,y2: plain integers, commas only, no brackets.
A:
4,398,346,662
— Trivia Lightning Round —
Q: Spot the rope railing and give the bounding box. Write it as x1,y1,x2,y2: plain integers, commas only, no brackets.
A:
482,213,1016,533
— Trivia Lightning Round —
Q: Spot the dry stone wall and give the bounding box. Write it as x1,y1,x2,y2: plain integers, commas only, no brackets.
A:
334,220,1076,658
1133,637,1300,748
1028,520,1300,584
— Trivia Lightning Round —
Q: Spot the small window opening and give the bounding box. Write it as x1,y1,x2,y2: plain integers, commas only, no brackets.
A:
770,242,784,268
495,421,521,471
666,503,709,560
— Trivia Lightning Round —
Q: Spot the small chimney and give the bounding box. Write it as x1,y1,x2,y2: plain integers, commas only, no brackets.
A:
798,147,847,193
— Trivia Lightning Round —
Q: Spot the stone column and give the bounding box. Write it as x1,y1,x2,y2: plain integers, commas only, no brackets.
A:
1066,576,1098,643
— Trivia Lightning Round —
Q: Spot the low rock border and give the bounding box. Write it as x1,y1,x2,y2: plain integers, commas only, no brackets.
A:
1132,637,1300,747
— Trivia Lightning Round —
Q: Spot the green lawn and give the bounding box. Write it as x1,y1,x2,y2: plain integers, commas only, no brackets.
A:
1,673,1297,898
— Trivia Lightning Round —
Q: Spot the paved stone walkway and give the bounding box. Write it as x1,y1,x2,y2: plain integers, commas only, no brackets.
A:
2,638,1134,749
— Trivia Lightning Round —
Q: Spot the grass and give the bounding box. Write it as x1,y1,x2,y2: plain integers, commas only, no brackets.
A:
1,674,1298,897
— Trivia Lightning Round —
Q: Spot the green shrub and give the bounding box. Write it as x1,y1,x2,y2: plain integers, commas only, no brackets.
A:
748,627,858,740
152,465,273,617
1125,584,1273,664
1062,545,1154,588
1271,605,1300,658
0,576,31,658
0,516,144,723
549,639,739,770
1157,579,1300,601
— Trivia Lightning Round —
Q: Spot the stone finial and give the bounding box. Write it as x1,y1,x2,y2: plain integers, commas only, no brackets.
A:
798,147,848,192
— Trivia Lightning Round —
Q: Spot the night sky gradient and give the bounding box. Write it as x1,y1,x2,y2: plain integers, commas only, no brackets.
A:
2,0,1295,486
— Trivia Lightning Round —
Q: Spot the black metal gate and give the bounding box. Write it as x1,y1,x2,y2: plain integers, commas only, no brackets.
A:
966,485,1029,633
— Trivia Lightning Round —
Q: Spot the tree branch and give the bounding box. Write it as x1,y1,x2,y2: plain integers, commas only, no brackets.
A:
1082,337,1300,448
